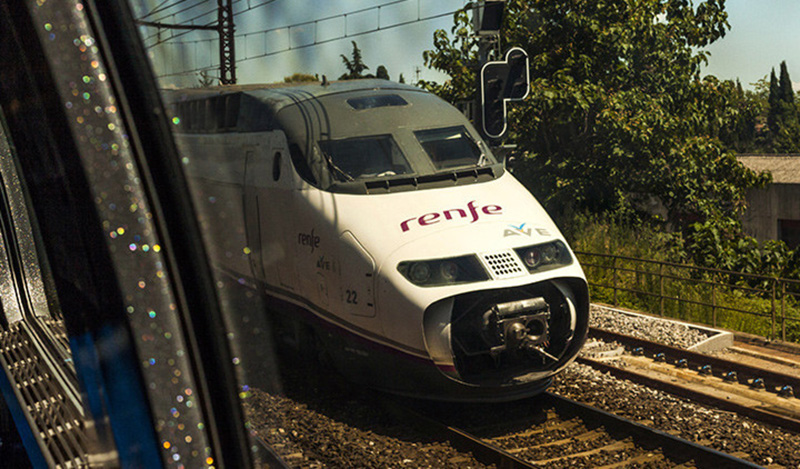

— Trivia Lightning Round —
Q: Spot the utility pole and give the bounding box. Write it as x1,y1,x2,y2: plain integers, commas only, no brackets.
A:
138,0,237,85
218,0,236,85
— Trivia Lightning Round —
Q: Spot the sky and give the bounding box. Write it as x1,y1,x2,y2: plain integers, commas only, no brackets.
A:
702,0,800,91
137,0,467,87
136,0,800,91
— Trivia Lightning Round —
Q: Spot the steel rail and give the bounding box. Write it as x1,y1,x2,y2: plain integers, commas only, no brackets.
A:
577,355,800,434
541,393,761,468
381,392,760,468
380,396,536,469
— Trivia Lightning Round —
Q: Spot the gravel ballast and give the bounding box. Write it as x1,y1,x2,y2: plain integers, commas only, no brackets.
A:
241,305,800,468
589,304,713,349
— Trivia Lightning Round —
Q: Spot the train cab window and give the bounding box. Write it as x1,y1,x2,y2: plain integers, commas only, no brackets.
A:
318,134,412,181
415,126,493,170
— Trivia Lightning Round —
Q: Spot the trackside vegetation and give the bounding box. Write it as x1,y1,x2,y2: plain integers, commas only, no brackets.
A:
567,215,800,342
420,0,800,341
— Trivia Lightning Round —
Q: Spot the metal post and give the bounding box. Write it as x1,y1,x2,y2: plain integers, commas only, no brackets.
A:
612,256,618,306
711,280,716,328
781,281,786,342
771,279,776,340
473,1,503,131
659,262,664,316
136,2,235,84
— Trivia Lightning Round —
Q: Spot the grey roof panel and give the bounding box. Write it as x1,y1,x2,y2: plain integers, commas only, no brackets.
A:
737,155,800,184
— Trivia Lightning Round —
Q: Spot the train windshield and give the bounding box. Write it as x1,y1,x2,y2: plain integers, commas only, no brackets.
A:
318,134,412,181
415,126,487,170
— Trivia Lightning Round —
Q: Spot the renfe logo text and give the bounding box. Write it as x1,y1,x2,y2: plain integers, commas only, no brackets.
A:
400,200,502,232
298,228,320,252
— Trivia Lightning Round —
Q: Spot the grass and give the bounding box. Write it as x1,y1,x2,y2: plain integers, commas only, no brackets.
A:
566,214,800,343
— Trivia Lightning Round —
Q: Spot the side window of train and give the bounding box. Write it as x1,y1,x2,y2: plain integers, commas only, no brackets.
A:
1,1,280,467
273,151,282,181
0,107,111,467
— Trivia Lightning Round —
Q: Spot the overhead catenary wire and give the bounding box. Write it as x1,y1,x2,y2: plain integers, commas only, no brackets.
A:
155,3,462,80
141,3,223,46
153,0,469,80
139,0,196,20
142,0,279,46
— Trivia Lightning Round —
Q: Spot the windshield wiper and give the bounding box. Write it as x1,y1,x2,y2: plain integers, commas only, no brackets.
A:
319,149,354,182
468,134,488,167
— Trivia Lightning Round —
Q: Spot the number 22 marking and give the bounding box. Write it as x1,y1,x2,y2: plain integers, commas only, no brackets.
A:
346,289,358,304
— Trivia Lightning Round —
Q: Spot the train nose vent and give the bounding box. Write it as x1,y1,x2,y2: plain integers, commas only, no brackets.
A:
480,250,526,279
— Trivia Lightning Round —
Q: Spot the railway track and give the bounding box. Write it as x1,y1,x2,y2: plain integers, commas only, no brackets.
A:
386,392,759,468
580,327,800,433
246,317,800,467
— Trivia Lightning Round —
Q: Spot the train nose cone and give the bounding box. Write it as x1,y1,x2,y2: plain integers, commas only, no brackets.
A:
423,278,586,387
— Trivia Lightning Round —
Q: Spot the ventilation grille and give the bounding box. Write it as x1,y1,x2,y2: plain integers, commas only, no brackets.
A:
480,250,526,279
1,322,89,468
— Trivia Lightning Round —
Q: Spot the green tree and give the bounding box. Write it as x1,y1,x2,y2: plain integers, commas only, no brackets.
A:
717,78,761,152
339,41,369,80
771,61,800,152
767,68,780,136
375,65,390,80
422,0,768,268
196,70,216,87
780,61,795,103
283,73,318,83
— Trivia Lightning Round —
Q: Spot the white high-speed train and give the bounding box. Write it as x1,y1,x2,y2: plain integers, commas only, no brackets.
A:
167,79,589,401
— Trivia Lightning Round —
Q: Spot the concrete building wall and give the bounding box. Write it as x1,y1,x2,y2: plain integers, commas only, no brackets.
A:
741,183,800,246
737,156,800,248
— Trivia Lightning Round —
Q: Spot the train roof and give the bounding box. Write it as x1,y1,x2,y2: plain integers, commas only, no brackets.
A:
164,79,468,136
164,79,461,135
165,79,502,194
164,79,427,113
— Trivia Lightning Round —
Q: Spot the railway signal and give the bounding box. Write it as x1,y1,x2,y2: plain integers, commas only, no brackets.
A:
480,47,530,139
473,0,505,36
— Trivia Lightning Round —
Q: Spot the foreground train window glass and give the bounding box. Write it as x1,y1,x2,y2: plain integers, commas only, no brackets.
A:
125,1,588,466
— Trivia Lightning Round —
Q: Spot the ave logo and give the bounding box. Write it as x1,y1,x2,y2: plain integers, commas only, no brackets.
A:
504,223,532,237
503,223,550,237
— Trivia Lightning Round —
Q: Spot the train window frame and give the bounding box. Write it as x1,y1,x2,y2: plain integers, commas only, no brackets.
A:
0,0,267,466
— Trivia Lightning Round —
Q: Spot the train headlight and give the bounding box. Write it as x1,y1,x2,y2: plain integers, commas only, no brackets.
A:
398,255,488,287
440,261,458,281
522,249,541,269
409,262,432,283
514,241,572,273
